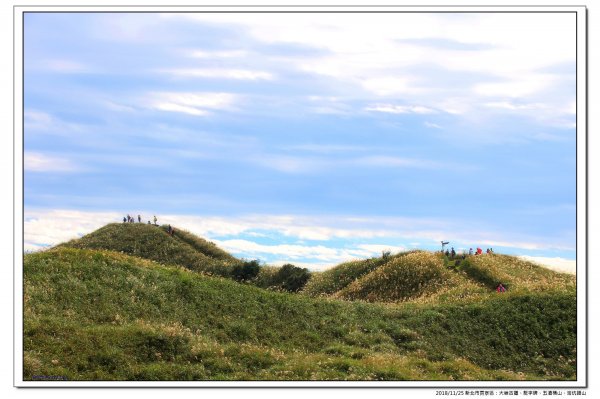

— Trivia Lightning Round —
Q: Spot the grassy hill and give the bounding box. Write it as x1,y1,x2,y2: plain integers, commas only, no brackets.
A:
61,223,240,278
303,251,575,304
302,253,408,297
333,252,487,304
162,226,238,263
23,224,577,381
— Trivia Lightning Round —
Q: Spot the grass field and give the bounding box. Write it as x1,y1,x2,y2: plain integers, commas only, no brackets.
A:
24,223,577,381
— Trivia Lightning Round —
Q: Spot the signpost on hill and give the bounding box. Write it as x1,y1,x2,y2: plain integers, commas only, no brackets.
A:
441,241,449,252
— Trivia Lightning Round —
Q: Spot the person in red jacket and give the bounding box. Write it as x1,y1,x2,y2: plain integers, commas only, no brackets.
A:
496,283,506,293
476,247,483,255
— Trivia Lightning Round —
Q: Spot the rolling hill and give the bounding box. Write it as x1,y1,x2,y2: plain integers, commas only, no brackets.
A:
23,223,577,381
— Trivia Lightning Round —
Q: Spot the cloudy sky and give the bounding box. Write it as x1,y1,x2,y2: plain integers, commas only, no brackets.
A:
23,11,577,271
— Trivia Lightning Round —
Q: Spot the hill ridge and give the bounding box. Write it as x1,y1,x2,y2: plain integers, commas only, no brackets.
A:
23,246,577,381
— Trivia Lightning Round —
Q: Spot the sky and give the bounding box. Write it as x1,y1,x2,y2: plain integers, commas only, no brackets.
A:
23,11,577,272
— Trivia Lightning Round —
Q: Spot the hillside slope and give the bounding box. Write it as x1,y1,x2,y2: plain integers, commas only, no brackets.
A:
459,254,576,292
302,253,409,297
24,247,576,381
161,226,238,262
304,250,575,304
335,251,487,303
61,223,239,277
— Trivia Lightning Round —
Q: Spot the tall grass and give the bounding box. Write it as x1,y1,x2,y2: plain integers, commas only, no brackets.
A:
163,226,238,262
303,252,411,297
61,223,237,277
24,247,576,381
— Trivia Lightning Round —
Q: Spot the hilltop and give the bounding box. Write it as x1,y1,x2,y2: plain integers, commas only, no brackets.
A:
303,250,574,304
24,223,577,381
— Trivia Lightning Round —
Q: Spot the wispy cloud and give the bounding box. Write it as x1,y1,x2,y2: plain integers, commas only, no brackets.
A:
365,104,437,114
24,110,85,133
213,240,408,266
187,49,249,59
396,38,496,51
146,92,238,116
424,121,442,129
357,155,444,170
24,152,78,173
484,101,546,111
24,209,121,251
160,68,274,80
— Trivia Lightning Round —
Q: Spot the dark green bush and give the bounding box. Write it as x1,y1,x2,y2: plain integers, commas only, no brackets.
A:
277,264,311,292
232,260,261,282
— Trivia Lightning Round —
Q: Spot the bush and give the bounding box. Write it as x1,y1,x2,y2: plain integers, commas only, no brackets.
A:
232,260,261,282
277,264,311,292
253,264,311,292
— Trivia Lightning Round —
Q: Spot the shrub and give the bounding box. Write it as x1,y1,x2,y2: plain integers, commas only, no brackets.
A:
232,260,261,282
277,264,311,292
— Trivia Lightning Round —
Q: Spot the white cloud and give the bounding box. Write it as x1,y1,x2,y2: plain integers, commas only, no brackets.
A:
146,92,237,116
214,239,343,262
214,240,407,265
168,13,574,129
518,256,576,275
24,152,78,173
360,77,422,96
24,110,84,133
484,101,546,111
23,209,574,269
187,49,248,59
37,59,90,73
160,68,274,80
153,102,209,116
365,104,436,114
357,155,442,169
474,75,559,98
24,209,122,251
424,121,442,129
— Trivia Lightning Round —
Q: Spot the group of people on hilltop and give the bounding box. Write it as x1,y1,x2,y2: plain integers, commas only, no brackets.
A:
467,247,494,256
123,214,158,225
443,246,494,258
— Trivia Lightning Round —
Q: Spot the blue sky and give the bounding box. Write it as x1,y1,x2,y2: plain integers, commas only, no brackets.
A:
23,12,577,271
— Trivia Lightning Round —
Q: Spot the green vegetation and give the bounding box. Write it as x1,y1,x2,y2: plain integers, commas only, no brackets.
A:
335,252,479,303
303,253,409,297
231,260,261,282
24,224,576,381
255,264,311,292
62,223,240,278
162,226,237,262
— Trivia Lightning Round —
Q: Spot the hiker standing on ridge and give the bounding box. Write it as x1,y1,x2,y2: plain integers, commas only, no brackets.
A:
153,215,158,225
123,216,126,223
451,247,456,258
469,248,473,256
138,214,141,223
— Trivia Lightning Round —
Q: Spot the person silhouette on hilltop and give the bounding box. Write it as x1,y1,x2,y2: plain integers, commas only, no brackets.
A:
153,215,157,225
138,214,141,223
